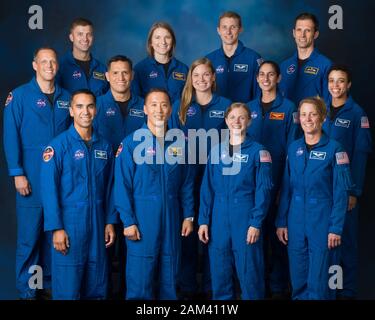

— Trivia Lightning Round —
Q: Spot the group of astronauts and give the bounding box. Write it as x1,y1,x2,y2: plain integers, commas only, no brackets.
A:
3,10,372,300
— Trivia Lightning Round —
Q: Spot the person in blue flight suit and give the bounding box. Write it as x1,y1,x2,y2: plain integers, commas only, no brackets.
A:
169,57,231,299
205,11,263,103
3,47,71,299
41,89,116,300
132,22,188,104
95,55,145,151
247,60,299,298
323,65,372,299
279,13,332,106
114,88,195,300
56,18,109,96
198,102,273,299
276,97,353,300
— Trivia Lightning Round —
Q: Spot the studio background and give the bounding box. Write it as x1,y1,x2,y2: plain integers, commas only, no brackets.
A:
0,0,374,299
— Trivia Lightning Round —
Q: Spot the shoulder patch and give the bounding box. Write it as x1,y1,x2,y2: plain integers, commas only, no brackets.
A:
259,150,272,163
256,58,264,67
5,92,13,107
43,146,54,162
292,112,299,124
336,151,350,165
116,143,123,158
361,116,370,128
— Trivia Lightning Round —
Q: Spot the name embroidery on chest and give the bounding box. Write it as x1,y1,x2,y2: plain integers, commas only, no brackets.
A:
233,153,249,163
309,151,326,160
95,150,107,159
334,118,350,128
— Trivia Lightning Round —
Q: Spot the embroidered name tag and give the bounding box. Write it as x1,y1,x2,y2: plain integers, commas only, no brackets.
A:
269,112,285,120
95,150,107,159
233,153,249,163
309,151,326,160
93,71,106,81
209,110,224,118
129,109,145,117
234,64,248,72
57,100,70,109
304,66,319,75
335,118,350,128
172,72,186,81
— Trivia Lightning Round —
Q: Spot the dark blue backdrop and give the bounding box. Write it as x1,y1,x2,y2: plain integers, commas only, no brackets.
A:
1,0,374,299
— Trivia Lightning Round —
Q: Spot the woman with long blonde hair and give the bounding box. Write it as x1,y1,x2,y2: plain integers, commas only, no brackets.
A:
169,57,231,299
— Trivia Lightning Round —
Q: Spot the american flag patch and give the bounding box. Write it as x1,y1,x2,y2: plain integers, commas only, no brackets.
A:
361,116,370,128
259,150,272,163
293,112,299,124
336,152,350,165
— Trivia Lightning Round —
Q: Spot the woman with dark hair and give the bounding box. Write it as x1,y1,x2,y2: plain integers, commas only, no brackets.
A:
132,21,188,103
276,96,353,300
323,65,372,299
198,102,273,299
247,60,300,298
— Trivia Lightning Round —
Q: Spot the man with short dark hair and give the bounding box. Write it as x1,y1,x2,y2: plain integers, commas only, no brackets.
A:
114,88,195,299
3,47,71,299
41,89,116,300
279,13,332,105
206,11,263,103
95,55,145,151
57,18,108,96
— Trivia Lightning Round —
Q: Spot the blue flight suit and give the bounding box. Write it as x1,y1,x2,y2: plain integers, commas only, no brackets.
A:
95,90,145,150
169,94,231,295
276,133,353,300
247,92,299,294
199,136,273,299
56,51,109,96
132,56,188,104
206,40,262,103
279,49,332,105
323,96,372,297
41,124,117,300
114,125,195,300
3,77,71,299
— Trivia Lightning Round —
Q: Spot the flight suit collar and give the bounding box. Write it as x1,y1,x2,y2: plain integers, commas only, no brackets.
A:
68,123,99,143
30,76,62,101
220,40,245,58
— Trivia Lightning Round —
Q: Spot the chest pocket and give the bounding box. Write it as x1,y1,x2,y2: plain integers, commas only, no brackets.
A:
94,149,109,176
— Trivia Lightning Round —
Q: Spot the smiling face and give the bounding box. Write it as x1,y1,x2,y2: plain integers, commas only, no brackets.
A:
299,102,323,135
70,93,96,129
32,49,58,82
217,17,242,46
293,18,318,50
144,91,171,133
225,105,251,137
151,27,173,57
257,63,280,93
192,63,215,93
328,70,351,100
106,60,133,95
69,25,94,54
